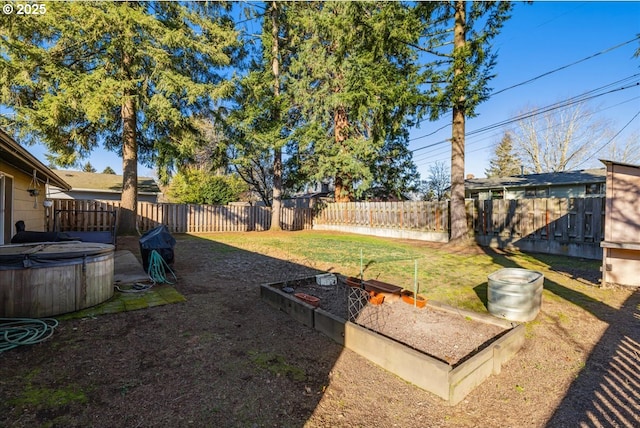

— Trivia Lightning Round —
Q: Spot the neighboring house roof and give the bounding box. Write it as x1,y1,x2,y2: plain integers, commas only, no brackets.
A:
290,191,331,199
465,168,606,191
51,170,161,195
0,128,70,190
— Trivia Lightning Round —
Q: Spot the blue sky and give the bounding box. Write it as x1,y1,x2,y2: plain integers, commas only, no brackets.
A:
410,1,640,178
23,1,640,181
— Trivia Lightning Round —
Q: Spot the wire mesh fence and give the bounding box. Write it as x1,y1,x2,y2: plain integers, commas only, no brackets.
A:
347,286,391,331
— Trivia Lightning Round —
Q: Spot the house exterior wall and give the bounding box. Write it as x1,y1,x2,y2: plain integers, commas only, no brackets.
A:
506,189,524,199
0,160,46,235
549,184,587,198
467,184,603,200
602,162,640,288
470,190,492,200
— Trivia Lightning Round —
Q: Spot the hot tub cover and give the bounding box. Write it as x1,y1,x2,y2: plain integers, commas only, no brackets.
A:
139,225,176,250
0,241,114,270
139,225,176,273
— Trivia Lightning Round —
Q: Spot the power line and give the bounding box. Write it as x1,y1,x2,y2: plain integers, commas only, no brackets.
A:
411,36,640,131
465,80,639,137
409,74,640,152
573,110,640,169
491,36,640,97
409,123,450,145
412,95,640,170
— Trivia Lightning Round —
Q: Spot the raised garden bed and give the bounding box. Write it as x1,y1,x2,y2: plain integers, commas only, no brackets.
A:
260,274,525,405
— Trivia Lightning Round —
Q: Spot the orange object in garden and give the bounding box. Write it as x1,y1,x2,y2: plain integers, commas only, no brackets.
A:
294,293,320,307
401,290,427,308
368,290,385,305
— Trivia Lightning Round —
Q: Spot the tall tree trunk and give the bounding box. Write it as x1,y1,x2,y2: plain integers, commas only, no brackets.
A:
449,0,469,243
334,176,348,203
119,50,138,235
269,1,283,231
271,146,283,230
334,106,352,203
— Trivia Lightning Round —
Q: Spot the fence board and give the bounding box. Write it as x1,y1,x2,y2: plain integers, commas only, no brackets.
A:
51,197,603,258
51,199,312,233
469,197,605,244
314,200,450,232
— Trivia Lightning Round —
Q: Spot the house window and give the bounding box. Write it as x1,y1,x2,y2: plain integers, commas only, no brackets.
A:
536,187,549,198
586,183,605,195
490,189,504,199
525,187,548,198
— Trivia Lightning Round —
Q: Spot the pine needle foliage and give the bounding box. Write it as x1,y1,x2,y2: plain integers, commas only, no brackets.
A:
284,1,426,201
0,1,241,232
416,1,513,241
485,133,522,178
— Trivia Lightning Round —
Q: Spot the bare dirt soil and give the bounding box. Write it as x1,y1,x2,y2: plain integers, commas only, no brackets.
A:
278,278,508,365
1,233,638,428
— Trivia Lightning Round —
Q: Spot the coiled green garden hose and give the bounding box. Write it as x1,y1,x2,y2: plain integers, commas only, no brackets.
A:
147,249,177,285
0,317,59,353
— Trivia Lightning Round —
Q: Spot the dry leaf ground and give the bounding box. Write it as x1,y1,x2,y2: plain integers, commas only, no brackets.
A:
0,231,637,427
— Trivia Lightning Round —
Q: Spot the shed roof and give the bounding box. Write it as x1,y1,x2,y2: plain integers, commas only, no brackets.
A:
600,159,640,170
0,128,70,190
465,168,606,191
51,170,160,194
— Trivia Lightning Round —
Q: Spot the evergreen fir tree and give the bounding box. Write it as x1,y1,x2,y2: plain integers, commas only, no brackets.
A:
285,1,426,201
417,1,513,241
369,131,420,200
485,133,522,177
83,162,97,173
0,2,240,233
227,1,291,226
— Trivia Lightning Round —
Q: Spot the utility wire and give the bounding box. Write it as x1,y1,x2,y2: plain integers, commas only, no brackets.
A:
409,123,451,144
465,80,639,137
411,36,640,130
412,95,640,169
409,75,640,151
491,36,640,96
410,75,638,145
573,110,640,169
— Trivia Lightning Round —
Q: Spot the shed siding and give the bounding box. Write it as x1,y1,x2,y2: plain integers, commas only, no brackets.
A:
602,161,640,288
603,248,640,287
606,164,640,243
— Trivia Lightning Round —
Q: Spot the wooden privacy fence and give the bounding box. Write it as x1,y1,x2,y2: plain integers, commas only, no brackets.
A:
469,197,605,242
49,197,605,258
313,198,605,259
314,201,449,231
468,197,605,259
50,199,313,233
314,198,604,240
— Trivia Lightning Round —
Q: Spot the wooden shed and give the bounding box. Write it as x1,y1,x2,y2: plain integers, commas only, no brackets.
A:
0,128,70,244
600,160,640,288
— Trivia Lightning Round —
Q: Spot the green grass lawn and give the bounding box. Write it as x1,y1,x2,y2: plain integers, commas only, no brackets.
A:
195,230,615,314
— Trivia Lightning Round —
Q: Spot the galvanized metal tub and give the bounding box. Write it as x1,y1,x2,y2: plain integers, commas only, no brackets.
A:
0,241,114,318
487,268,543,322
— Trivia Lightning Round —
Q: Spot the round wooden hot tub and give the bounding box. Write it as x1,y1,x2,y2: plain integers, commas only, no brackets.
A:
0,242,114,318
